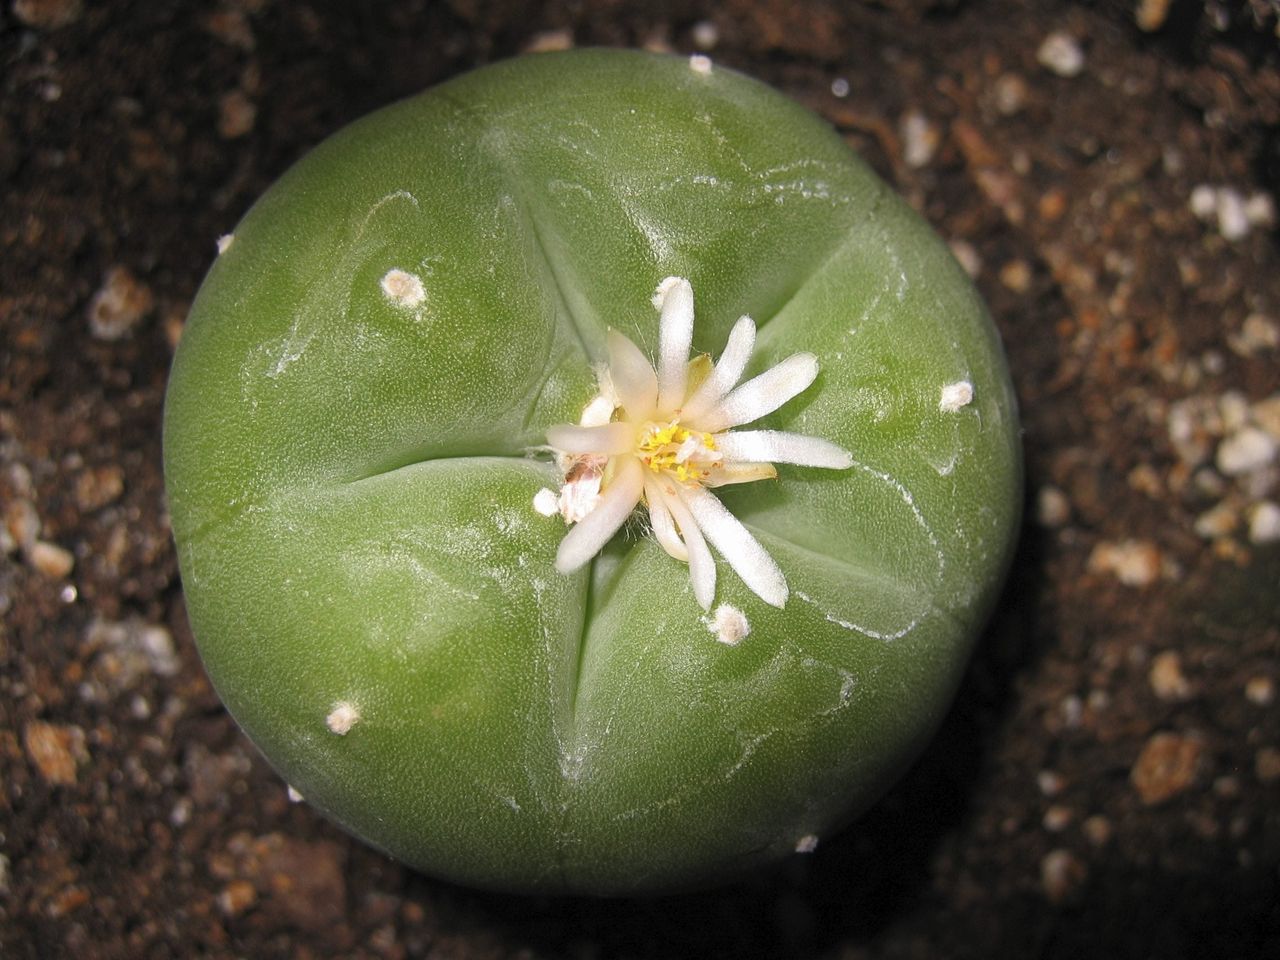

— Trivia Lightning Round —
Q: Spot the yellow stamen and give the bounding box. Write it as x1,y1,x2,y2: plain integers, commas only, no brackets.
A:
636,420,720,482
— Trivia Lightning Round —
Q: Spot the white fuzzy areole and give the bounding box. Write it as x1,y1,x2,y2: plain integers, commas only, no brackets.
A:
707,604,750,646
795,834,820,854
532,487,559,517
216,233,234,254
380,268,426,308
688,54,713,76
325,701,360,735
939,380,974,412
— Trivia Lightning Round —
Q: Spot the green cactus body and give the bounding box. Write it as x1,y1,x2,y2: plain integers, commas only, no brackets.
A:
163,50,1021,894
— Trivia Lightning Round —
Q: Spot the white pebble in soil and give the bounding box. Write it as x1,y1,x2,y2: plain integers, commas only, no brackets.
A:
1037,32,1085,78
1087,539,1162,587
88,266,154,341
1248,501,1280,544
1217,427,1276,477
794,834,819,854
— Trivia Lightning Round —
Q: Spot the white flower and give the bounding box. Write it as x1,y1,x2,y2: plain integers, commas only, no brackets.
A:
544,277,852,610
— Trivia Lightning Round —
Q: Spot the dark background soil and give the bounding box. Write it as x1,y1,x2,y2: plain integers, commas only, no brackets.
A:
3,1,1279,957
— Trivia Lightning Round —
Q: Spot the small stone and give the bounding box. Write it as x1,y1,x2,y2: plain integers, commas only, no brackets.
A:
1149,650,1192,701
830,77,850,99
948,239,982,278
203,8,255,50
1217,427,1276,476
690,20,719,50
23,721,86,786
523,28,574,53
12,0,83,29
1057,694,1083,730
1216,188,1250,241
1248,501,1280,544
1135,0,1171,31
1042,805,1073,832
47,886,90,918
29,540,74,578
1037,32,1085,78
1127,463,1163,498
999,259,1033,293
1193,501,1239,539
1256,747,1280,783
992,72,1028,116
1189,184,1218,220
74,464,125,512
1131,731,1203,805
1087,539,1161,587
88,266,154,340
186,744,252,808
1252,395,1280,442
1245,192,1275,228
1192,467,1227,498
1213,775,1241,798
218,89,257,139
236,834,346,931
170,797,193,827
1245,675,1275,707
1038,188,1068,223
1218,391,1251,433
1037,769,1067,797
900,110,939,169
1202,350,1226,376
1040,849,1086,904
87,618,181,691
1229,314,1279,357
5,497,41,552
1036,486,1070,528
1082,815,1112,847
1167,396,1221,468
218,879,258,916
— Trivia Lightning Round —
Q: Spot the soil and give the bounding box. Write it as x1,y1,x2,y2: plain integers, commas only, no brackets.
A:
3,1,1279,957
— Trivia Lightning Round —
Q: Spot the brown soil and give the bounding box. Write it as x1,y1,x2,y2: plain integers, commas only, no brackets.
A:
3,1,1278,957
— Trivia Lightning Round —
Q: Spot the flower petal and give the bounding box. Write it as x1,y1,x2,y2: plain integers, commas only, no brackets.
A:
546,422,635,456
681,314,755,420
643,475,689,561
677,484,788,607
607,329,658,417
703,461,778,487
695,353,818,433
714,430,853,469
656,277,695,413
554,456,644,573
660,482,716,610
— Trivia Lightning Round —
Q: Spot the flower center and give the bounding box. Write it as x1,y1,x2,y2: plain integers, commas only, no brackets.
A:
636,420,720,484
